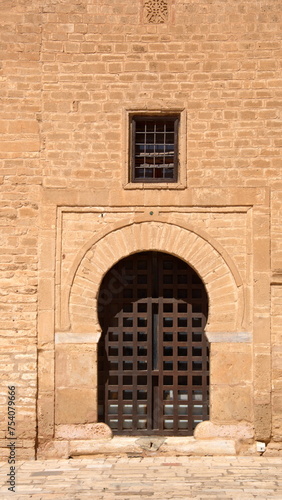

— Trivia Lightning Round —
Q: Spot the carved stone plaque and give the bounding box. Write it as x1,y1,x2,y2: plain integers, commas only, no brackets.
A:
144,0,169,24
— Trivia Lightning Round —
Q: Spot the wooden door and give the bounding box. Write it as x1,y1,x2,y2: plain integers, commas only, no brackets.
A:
98,251,209,435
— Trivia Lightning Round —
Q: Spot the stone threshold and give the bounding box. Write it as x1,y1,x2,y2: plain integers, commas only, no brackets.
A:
38,423,257,459
68,436,237,458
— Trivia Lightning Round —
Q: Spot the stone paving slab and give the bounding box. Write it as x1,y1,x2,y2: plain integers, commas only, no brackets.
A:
0,456,282,499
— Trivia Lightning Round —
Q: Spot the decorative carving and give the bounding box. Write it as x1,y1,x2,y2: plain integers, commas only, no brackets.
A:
144,0,168,24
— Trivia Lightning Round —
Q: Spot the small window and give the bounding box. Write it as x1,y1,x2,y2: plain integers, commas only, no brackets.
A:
130,115,179,183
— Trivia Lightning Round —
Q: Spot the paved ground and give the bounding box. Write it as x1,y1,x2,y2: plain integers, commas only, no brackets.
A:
1,455,282,499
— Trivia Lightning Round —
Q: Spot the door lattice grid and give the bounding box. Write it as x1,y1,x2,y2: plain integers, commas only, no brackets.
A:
98,251,209,435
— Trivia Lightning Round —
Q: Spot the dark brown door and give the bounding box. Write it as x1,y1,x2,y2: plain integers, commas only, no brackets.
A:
98,251,209,435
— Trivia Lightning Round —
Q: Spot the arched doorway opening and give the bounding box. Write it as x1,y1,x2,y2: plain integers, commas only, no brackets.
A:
98,251,209,435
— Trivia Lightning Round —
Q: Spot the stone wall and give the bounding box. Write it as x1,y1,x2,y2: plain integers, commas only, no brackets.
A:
0,0,281,459
0,0,42,459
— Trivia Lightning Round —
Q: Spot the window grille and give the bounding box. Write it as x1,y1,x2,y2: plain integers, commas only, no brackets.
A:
131,115,179,183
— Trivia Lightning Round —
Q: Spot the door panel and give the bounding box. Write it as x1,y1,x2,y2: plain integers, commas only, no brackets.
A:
98,251,209,435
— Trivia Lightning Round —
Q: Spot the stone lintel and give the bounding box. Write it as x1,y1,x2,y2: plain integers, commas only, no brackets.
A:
55,332,101,344
205,332,252,343
42,187,268,208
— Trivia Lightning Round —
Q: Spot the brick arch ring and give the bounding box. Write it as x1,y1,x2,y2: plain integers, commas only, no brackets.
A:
63,216,246,336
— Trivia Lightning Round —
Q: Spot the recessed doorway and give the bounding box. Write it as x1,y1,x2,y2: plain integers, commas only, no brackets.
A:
98,251,209,435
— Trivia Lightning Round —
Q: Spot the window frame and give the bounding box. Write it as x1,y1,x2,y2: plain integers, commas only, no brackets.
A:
130,114,180,184
122,108,187,190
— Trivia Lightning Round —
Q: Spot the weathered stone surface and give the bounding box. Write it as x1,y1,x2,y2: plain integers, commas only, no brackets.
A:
37,440,69,460
212,385,253,423
56,423,112,440
160,438,236,456
264,442,282,457
38,349,54,392
55,344,96,388
254,403,272,442
136,437,165,451
69,437,142,457
211,344,252,385
68,436,236,457
194,421,254,440
56,389,97,425
37,393,55,440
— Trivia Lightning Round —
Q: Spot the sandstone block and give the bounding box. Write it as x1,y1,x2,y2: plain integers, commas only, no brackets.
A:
194,421,254,440
37,440,69,459
212,385,253,423
56,388,97,424
55,423,112,440
211,343,252,385
160,437,236,456
56,344,96,388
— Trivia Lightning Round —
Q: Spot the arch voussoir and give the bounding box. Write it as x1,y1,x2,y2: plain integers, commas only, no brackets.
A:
67,220,244,335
